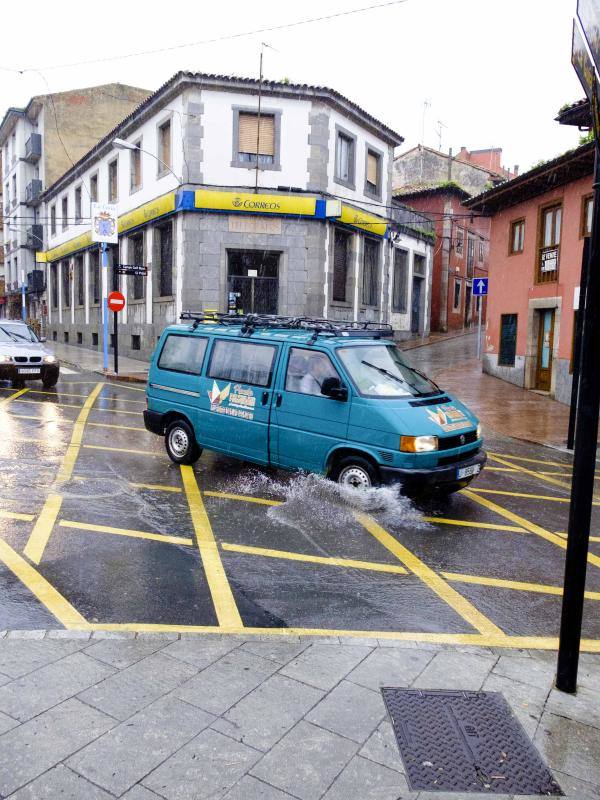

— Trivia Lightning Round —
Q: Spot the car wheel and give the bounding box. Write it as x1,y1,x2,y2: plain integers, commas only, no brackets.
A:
331,456,378,489
11,378,25,389
42,377,58,389
165,419,201,465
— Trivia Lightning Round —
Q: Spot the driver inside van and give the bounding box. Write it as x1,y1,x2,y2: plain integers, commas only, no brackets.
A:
286,350,338,396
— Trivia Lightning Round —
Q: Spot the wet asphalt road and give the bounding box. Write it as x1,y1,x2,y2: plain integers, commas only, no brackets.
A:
0,364,599,650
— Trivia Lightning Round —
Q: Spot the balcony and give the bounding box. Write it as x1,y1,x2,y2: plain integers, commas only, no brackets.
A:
25,179,43,206
26,224,44,250
24,133,42,163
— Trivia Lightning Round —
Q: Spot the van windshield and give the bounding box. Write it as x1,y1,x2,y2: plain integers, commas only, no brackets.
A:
337,344,440,398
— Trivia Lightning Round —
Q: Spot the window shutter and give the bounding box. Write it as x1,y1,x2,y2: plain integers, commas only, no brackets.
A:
367,152,378,186
238,113,274,155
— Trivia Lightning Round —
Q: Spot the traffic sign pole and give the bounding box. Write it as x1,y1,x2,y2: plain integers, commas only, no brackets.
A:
101,243,109,372
472,277,488,359
477,297,482,360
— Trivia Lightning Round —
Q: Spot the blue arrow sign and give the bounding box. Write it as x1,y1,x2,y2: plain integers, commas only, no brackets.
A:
473,278,488,296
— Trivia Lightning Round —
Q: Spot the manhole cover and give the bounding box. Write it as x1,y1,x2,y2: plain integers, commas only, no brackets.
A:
382,688,562,795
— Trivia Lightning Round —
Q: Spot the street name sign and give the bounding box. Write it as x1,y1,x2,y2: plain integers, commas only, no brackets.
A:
473,278,488,296
116,264,148,276
107,291,125,313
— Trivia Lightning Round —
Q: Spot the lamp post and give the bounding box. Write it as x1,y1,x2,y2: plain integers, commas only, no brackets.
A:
112,138,182,184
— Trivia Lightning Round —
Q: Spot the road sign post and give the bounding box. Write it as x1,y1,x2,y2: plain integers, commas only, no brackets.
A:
107,291,125,376
472,277,488,360
90,203,118,373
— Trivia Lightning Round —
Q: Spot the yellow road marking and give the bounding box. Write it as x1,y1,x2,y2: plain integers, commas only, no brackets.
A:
221,541,408,574
468,487,593,505
0,538,87,628
104,383,146,392
355,512,505,637
97,395,146,405
555,531,600,543
59,519,194,546
0,509,35,521
489,452,572,469
487,453,572,491
88,422,147,432
485,467,519,473
181,465,243,630
462,489,600,570
0,387,91,399
442,571,600,600
23,493,62,564
83,444,159,456
13,398,82,409
91,407,141,416
423,516,526,533
0,387,29,406
203,490,281,506
56,383,105,484
130,482,182,493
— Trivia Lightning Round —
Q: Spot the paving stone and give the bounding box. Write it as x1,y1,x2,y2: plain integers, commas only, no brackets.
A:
163,635,242,669
493,653,556,688
78,652,197,721
305,680,385,744
376,639,419,649
359,720,405,774
251,721,358,800
0,651,115,722
85,637,171,669
0,709,18,735
322,754,412,800
9,764,114,799
412,650,497,690
481,671,548,738
214,673,323,752
546,684,600,731
68,696,214,796
136,632,180,640
346,646,434,691
0,640,85,678
239,639,309,665
6,630,46,640
534,712,600,786
0,698,114,796
120,785,164,799
279,644,372,691
91,630,136,639
0,671,10,687
552,769,600,799
174,648,279,715
221,774,296,799
143,728,261,799
46,630,92,640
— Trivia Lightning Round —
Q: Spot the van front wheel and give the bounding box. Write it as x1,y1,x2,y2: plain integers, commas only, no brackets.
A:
165,420,201,465
331,456,378,489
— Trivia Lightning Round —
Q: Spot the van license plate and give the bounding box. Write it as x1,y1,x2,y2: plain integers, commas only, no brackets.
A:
18,368,40,375
457,464,480,479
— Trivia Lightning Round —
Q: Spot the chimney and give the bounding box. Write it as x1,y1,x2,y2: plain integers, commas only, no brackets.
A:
513,165,519,176
448,147,453,182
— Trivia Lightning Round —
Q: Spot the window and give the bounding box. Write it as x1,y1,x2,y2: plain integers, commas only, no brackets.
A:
391,248,408,313
413,253,426,276
51,263,58,308
92,332,98,346
158,120,171,173
108,158,118,202
76,256,84,306
129,233,145,300
90,249,100,304
131,335,141,350
208,340,276,387
453,279,461,311
332,229,350,302
158,335,208,374
64,331,69,343
455,228,464,256
478,239,485,262
362,238,379,306
285,348,340,396
365,147,382,198
335,127,356,188
11,175,16,206
62,261,70,308
499,313,518,366
130,140,142,192
467,236,475,278
156,222,173,297
50,205,56,236
74,186,82,223
581,195,593,237
537,204,561,283
61,197,68,231
90,173,98,202
510,219,525,254
236,112,275,166
77,332,83,344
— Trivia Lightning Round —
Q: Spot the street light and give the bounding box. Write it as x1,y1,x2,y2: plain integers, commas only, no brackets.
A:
112,138,183,184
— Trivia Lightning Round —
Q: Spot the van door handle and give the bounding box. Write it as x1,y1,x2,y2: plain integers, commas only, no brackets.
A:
261,391,269,405
275,393,282,407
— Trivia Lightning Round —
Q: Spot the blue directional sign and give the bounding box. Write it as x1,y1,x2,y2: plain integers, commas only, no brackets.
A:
473,278,488,296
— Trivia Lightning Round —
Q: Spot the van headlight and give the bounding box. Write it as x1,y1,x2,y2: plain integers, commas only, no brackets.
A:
476,423,482,439
400,435,438,453
0,355,12,363
43,355,57,364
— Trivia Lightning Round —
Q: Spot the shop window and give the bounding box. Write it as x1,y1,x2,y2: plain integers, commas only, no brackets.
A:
76,256,84,306
537,204,561,283
499,314,518,366
62,261,70,308
129,233,145,300
362,238,379,307
90,249,100,305
332,229,350,303
392,248,408,313
208,339,276,387
156,222,173,297
51,263,58,308
510,219,525,254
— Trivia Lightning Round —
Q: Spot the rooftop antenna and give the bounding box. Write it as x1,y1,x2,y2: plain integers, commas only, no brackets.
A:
436,119,447,151
254,42,278,193
420,99,430,181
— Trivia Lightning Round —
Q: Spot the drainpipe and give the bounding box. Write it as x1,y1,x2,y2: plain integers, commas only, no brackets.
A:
439,201,452,332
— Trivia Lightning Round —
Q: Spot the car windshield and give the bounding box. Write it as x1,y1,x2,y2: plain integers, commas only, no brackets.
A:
0,324,38,343
337,344,440,398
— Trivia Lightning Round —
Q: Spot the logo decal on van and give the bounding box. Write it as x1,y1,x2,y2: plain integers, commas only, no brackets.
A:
208,381,255,420
426,405,471,433
208,381,231,407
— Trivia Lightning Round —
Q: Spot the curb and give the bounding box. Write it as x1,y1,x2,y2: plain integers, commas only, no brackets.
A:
94,370,148,384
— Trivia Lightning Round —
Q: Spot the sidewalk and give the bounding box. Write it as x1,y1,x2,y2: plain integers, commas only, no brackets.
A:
50,342,149,383
400,327,477,351
0,631,598,800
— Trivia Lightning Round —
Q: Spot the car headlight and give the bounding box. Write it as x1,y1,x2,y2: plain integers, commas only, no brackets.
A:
43,355,57,364
476,423,482,439
400,435,438,453
0,355,12,363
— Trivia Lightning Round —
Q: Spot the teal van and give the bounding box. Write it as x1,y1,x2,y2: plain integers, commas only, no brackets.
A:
144,313,485,494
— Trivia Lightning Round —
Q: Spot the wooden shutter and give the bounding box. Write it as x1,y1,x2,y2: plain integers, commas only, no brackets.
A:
367,152,378,186
238,113,274,156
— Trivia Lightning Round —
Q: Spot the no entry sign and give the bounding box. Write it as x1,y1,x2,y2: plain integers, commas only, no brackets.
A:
107,291,125,313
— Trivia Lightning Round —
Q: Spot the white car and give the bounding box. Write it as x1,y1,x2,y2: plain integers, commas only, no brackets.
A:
0,320,60,388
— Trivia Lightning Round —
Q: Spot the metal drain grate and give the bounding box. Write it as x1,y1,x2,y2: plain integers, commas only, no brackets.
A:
382,688,562,795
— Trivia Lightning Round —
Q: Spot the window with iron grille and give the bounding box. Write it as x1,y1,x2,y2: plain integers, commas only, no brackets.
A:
392,248,408,313
76,256,84,306
537,204,561,283
62,261,70,308
362,238,379,306
90,249,100,305
51,263,58,308
157,222,173,297
130,233,145,300
332,229,350,302
499,313,518,366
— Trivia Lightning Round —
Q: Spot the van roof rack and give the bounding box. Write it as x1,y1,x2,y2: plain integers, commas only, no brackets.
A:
179,311,394,340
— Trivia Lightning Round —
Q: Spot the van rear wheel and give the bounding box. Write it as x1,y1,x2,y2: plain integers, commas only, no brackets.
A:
331,456,378,489
165,420,201,465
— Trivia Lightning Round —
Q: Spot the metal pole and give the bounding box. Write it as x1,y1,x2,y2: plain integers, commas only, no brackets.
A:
477,295,482,359
567,236,590,450
113,311,118,375
101,242,109,372
254,47,264,193
556,147,600,693
20,270,26,322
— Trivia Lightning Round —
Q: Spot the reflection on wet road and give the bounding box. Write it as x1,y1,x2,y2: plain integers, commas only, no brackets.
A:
1,373,599,653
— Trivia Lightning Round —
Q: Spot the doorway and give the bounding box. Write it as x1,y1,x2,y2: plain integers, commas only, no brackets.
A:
411,276,423,333
464,283,472,327
227,250,279,315
535,308,555,391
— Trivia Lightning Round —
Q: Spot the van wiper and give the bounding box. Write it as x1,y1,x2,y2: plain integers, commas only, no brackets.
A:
361,359,430,396
409,365,441,392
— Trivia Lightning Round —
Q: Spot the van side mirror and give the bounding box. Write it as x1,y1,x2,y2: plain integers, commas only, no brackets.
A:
321,376,348,401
